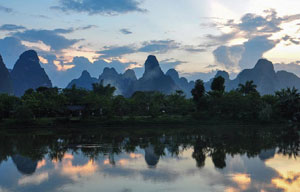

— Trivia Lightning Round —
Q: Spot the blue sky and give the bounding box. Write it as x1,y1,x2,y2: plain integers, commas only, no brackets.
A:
1,0,300,87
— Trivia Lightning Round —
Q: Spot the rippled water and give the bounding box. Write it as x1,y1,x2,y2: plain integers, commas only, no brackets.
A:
0,125,299,192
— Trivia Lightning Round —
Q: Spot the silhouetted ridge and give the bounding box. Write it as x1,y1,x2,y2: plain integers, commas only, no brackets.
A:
0,54,13,94
143,55,164,79
133,55,178,94
123,69,137,81
67,70,98,90
11,50,52,96
166,68,195,97
254,59,274,72
215,71,230,80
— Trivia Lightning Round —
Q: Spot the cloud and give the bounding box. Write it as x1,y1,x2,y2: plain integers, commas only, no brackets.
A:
97,45,136,58
0,5,12,13
238,36,278,69
42,55,135,87
0,37,27,68
183,45,206,53
208,10,295,71
206,32,239,44
138,40,180,54
97,39,186,59
0,24,26,31
274,62,300,77
120,28,132,35
13,28,80,51
213,45,244,70
53,0,146,15
160,58,187,72
207,9,300,45
213,36,277,70
282,35,300,45
76,25,97,30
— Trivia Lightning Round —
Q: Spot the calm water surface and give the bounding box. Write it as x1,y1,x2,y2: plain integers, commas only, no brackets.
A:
0,125,299,192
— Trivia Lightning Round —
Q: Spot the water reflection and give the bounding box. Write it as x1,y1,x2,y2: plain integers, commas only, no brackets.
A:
0,125,299,191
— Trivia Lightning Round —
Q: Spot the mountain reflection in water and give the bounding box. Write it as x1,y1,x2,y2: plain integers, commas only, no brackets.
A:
0,125,299,192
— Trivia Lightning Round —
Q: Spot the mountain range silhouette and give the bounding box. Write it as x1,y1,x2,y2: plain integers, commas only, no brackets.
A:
1,50,300,97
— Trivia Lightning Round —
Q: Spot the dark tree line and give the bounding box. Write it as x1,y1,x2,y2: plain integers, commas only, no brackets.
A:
0,77,300,123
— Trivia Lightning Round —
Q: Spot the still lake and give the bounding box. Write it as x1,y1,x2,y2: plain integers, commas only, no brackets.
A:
0,125,299,192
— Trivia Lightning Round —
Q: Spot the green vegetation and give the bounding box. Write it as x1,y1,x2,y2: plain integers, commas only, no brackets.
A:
1,77,300,127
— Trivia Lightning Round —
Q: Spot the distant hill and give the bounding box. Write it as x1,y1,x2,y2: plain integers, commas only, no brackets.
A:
0,54,13,94
67,70,98,90
132,55,179,95
64,57,300,97
166,68,195,97
11,50,52,97
67,55,188,97
206,59,300,95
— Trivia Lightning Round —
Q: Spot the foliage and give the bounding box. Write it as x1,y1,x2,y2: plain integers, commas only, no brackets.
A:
238,80,258,95
211,76,225,92
1,79,300,123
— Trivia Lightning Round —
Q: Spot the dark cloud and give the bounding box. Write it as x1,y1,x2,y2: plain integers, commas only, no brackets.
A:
213,36,277,70
206,32,238,44
0,37,27,69
208,10,295,71
213,45,244,70
274,62,300,77
97,45,136,58
120,28,132,35
183,45,206,53
207,9,300,45
76,25,98,30
0,24,26,31
228,9,300,36
238,12,281,33
13,28,80,51
0,5,12,13
97,40,184,59
282,35,300,45
160,58,187,72
239,36,277,69
53,0,146,15
138,40,180,53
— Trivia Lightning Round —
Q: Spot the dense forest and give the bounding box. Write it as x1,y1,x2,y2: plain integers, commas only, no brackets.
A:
0,75,300,125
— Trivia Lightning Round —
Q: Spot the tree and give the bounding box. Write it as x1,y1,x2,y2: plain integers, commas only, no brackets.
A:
191,80,205,103
92,80,116,98
0,94,20,119
238,81,258,95
166,90,191,115
275,87,300,120
211,76,225,92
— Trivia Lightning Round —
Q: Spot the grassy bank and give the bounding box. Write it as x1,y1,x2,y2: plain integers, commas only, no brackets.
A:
0,115,288,129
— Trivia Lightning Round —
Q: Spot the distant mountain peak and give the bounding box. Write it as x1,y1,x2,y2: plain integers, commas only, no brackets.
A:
67,70,98,90
166,68,180,80
11,50,52,96
143,55,164,79
215,71,230,80
102,67,119,76
0,53,13,94
123,69,137,81
19,50,38,60
81,70,91,78
254,59,274,72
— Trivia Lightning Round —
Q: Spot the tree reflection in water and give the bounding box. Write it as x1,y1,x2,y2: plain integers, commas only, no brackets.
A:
0,125,299,191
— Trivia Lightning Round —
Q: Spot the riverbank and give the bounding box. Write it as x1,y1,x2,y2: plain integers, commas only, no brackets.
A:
0,115,288,129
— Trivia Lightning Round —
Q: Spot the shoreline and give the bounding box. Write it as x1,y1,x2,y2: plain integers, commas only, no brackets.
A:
0,116,288,129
